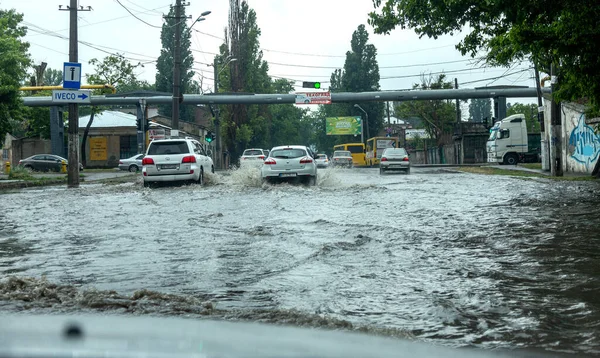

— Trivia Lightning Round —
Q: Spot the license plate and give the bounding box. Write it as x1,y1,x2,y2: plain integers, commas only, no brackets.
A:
161,164,177,169
280,173,296,177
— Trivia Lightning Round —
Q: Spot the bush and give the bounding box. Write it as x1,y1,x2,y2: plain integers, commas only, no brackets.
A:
8,166,34,180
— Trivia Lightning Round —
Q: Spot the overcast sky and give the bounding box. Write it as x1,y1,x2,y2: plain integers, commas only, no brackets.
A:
3,0,538,106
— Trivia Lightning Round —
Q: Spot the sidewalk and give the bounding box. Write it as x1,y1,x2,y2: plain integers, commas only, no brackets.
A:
0,170,137,190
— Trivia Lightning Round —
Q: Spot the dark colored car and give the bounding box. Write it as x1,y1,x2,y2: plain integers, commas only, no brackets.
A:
18,154,84,172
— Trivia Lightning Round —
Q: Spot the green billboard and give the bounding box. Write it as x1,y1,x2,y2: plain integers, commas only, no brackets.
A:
326,116,362,135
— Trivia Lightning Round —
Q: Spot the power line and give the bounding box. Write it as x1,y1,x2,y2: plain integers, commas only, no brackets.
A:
458,68,532,86
114,0,163,28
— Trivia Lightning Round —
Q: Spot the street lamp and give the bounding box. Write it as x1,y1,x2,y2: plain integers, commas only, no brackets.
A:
354,104,370,144
211,56,237,169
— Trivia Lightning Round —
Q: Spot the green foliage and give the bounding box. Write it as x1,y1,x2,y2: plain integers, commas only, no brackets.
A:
468,99,492,124
0,9,31,144
9,166,33,180
155,5,197,122
368,0,600,114
506,102,540,133
322,25,384,139
43,68,62,86
87,54,142,90
395,74,456,146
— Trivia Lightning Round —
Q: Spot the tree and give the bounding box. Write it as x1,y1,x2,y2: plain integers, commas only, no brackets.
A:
0,9,31,144
368,0,600,116
468,99,492,123
395,74,456,147
81,54,143,166
324,25,384,141
155,4,197,123
218,0,272,161
506,102,540,133
43,68,62,86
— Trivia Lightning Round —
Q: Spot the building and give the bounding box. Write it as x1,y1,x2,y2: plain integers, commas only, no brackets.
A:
78,111,140,168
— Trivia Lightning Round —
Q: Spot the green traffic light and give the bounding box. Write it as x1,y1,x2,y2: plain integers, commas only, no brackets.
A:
314,82,321,89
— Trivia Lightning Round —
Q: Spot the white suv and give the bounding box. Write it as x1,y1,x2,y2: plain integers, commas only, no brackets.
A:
142,138,214,187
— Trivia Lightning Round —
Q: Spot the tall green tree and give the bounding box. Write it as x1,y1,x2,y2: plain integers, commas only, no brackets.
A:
506,102,540,133
395,74,456,147
323,24,384,142
368,0,600,116
468,98,492,123
0,9,31,144
155,5,197,122
218,0,272,161
269,78,311,147
43,68,62,86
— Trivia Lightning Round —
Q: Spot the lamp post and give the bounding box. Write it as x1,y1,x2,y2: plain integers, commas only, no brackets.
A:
354,104,369,144
212,56,237,169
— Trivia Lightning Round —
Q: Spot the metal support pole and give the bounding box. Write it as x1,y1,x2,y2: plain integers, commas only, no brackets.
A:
171,0,182,136
50,106,65,157
214,57,221,169
136,102,144,154
67,0,79,188
550,63,563,177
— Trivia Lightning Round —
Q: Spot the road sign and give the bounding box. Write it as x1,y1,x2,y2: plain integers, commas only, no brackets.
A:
149,129,166,141
51,90,92,104
295,91,331,105
63,62,82,89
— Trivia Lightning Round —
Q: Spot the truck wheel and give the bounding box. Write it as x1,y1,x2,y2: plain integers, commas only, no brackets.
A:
504,153,519,165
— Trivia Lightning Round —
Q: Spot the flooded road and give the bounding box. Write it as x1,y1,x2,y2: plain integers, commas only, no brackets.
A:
1,167,599,355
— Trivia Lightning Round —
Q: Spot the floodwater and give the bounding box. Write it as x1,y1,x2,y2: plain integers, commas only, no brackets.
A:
1,167,599,355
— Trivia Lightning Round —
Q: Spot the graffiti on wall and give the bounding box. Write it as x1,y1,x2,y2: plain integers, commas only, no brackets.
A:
568,114,600,169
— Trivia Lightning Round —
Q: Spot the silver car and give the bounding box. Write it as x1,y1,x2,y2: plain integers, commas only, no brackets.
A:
314,154,330,168
379,147,410,174
261,145,317,185
239,148,266,168
142,139,214,187
118,154,144,172
331,150,353,168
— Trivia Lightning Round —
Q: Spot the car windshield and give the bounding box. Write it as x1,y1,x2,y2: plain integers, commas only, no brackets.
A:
334,151,351,157
270,148,306,159
147,141,189,155
5,2,592,356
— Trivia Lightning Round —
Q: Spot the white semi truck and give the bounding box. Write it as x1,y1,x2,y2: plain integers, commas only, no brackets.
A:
487,114,541,165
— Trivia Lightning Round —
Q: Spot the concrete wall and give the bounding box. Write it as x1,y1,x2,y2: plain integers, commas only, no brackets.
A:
409,145,456,164
543,99,600,174
10,138,52,166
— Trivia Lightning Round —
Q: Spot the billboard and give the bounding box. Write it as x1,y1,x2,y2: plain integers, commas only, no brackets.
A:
326,116,362,135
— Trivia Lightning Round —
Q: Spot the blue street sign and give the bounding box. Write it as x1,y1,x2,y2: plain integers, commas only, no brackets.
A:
63,62,82,89
51,90,92,104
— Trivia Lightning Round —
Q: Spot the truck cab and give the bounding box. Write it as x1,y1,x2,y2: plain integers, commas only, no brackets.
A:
487,114,528,165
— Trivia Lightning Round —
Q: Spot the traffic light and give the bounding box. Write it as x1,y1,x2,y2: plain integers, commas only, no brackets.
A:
136,117,141,131
205,132,214,143
302,81,321,89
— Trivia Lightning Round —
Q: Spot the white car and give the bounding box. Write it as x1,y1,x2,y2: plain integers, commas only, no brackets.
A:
142,138,214,187
379,147,410,174
314,154,330,168
261,145,317,185
239,148,266,168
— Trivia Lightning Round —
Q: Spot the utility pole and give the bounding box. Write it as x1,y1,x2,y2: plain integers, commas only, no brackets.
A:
171,0,184,137
213,57,221,169
59,0,91,188
386,101,391,126
550,62,563,176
